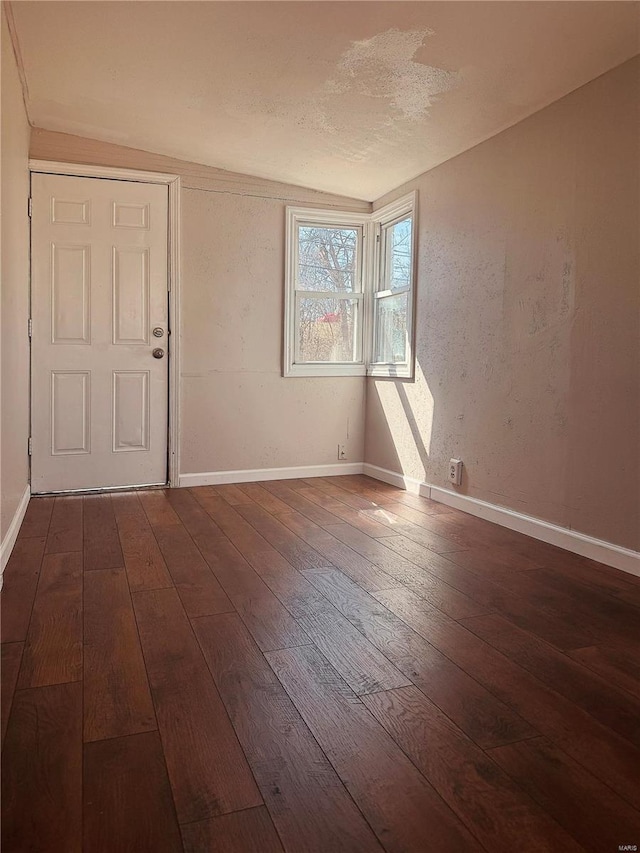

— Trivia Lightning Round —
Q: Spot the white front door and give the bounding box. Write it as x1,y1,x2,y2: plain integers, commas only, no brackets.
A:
31,173,169,493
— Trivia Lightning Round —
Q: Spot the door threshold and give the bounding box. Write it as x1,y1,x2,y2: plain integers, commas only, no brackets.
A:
31,482,168,497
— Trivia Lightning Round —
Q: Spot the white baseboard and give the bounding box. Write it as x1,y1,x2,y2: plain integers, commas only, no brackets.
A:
363,464,640,579
1,484,31,581
362,463,423,495
179,462,365,488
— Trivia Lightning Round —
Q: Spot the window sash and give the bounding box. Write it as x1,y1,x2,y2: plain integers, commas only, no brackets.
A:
368,198,416,377
295,222,364,296
294,293,363,365
370,291,409,366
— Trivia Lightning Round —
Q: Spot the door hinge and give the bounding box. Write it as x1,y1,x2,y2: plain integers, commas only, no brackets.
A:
28,197,33,218
28,318,33,338
28,436,32,456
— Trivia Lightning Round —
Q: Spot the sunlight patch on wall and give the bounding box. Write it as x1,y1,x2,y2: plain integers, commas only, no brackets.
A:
374,360,434,482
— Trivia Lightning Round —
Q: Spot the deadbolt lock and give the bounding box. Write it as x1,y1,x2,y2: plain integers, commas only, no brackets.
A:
152,327,164,337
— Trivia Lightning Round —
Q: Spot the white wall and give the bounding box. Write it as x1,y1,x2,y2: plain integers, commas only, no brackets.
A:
366,58,640,552
30,130,370,481
1,6,31,543
181,187,366,476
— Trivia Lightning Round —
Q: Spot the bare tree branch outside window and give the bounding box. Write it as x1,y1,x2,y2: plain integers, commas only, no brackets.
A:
297,226,359,362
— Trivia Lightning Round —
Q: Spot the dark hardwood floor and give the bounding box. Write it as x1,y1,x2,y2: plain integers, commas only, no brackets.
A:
2,474,640,852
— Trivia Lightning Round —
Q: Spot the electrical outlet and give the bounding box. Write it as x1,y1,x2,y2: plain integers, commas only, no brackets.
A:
448,458,463,485
338,444,347,460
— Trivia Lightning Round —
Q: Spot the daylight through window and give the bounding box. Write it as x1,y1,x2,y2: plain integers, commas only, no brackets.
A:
284,193,416,378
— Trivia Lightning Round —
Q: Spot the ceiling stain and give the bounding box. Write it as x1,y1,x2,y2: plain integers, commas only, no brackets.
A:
324,28,461,123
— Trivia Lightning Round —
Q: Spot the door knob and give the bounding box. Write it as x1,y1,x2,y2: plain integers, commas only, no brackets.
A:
152,348,165,359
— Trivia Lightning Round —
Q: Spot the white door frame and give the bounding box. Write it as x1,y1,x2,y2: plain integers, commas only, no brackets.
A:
29,159,182,488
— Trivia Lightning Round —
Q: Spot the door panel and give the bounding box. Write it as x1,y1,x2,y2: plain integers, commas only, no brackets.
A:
31,173,169,492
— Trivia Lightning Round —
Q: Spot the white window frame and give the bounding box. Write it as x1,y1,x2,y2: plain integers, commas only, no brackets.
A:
284,192,417,379
367,192,417,379
284,207,369,377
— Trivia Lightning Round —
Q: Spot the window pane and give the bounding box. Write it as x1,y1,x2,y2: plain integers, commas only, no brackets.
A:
298,226,359,293
297,297,359,362
374,292,408,363
383,217,412,291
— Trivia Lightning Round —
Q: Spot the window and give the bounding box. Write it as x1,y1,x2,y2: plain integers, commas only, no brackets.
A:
369,194,416,378
284,193,416,378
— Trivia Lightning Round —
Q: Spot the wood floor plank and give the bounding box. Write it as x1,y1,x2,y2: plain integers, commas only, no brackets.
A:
290,594,411,695
421,512,520,551
262,480,347,526
18,552,83,689
112,493,173,592
461,613,640,747
298,481,378,511
237,482,294,515
296,489,396,536
362,685,584,853
193,492,428,695
526,567,640,641
133,588,261,823
328,474,401,497
84,568,156,742
252,560,412,697
379,534,515,594
1,682,82,853
83,494,124,571
383,533,519,585
152,521,234,618
1,643,23,746
375,586,640,811
613,585,640,609
546,555,640,597
444,543,547,574
489,736,640,853
568,645,640,701
167,488,308,651
0,536,46,642
17,496,54,539
266,643,479,853
277,509,401,591
191,488,266,543
485,568,630,650
212,484,255,505
46,496,83,554
138,489,182,528
306,568,536,748
349,503,468,553
368,500,461,528
192,612,384,853
182,807,284,853
328,524,488,620
384,489,462,514
194,537,308,652
167,486,227,540
237,503,333,571
300,478,376,508
382,534,599,649
84,731,183,853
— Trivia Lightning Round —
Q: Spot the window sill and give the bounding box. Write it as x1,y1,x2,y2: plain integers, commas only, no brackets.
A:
367,363,414,379
284,363,366,378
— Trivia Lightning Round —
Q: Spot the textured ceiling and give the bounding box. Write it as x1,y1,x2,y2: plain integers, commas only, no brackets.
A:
11,1,640,200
